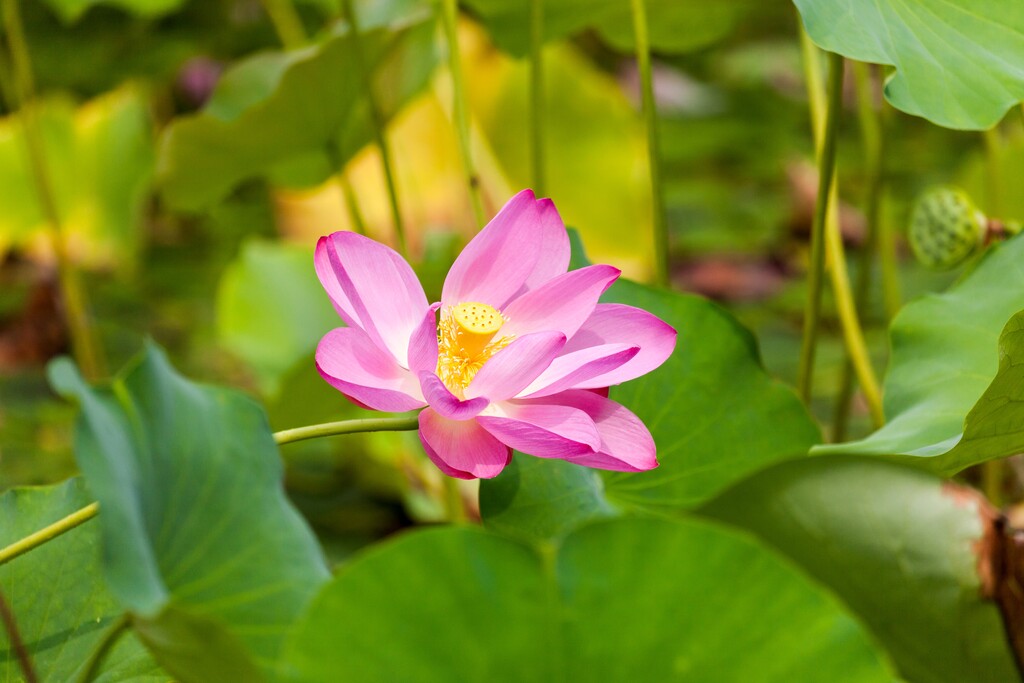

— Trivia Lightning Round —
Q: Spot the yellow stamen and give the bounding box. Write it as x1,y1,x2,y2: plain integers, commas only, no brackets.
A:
437,302,512,395
452,302,503,356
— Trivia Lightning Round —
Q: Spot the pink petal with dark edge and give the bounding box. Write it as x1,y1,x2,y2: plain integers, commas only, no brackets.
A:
464,331,566,401
477,400,600,458
315,232,428,366
441,190,569,309
418,408,512,479
501,264,620,340
316,327,425,412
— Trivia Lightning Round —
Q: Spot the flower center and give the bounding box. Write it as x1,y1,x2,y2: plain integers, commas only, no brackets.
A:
437,302,513,395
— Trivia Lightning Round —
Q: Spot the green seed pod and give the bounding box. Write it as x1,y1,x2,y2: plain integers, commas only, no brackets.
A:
908,186,986,269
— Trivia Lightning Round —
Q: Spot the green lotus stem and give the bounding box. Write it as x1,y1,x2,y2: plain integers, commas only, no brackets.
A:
441,0,486,227
0,0,106,381
797,31,884,428
338,171,369,236
325,142,369,236
259,0,306,49
0,501,99,568
0,417,421,565
274,414,420,445
982,126,1004,217
443,476,467,523
0,589,37,682
342,0,408,257
76,614,130,683
528,0,546,195
833,61,886,441
630,0,670,288
796,49,843,404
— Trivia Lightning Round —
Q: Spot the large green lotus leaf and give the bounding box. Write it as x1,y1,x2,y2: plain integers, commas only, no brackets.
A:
157,5,436,211
481,268,821,542
0,88,153,269
41,0,184,23
815,236,1024,474
0,479,164,682
461,0,749,57
701,456,1019,683
279,518,896,681
216,239,338,395
794,0,1024,130
48,344,330,682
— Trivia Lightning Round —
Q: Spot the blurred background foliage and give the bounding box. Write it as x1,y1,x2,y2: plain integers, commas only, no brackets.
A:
0,0,1021,556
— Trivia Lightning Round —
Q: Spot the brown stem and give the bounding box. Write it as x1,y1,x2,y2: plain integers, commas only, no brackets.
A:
0,589,38,683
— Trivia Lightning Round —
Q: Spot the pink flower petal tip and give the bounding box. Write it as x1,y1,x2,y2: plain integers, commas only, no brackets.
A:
314,190,677,479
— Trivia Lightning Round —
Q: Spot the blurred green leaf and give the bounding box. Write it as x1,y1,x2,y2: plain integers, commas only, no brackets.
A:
48,343,330,682
794,0,1024,129
157,5,437,210
41,0,185,23
280,518,896,682
701,456,1019,683
815,235,1024,474
462,0,749,56
216,239,338,395
0,478,164,682
0,87,153,269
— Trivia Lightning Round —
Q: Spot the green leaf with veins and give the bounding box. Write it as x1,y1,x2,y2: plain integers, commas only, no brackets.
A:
815,235,1024,474
279,518,896,682
0,479,165,682
701,456,1020,683
794,0,1024,129
48,343,330,682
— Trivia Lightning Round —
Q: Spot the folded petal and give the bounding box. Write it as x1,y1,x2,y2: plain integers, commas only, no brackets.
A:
500,264,620,340
315,232,428,366
517,343,640,398
419,372,488,420
441,190,570,309
407,303,441,375
562,304,677,388
418,408,512,479
464,331,566,401
477,400,600,458
550,390,658,472
316,327,425,412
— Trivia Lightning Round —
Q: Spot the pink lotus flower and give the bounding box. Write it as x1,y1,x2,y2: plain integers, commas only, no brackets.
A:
315,190,676,479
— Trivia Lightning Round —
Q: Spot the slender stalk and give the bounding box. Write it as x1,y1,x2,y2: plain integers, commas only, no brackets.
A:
833,61,885,440
76,614,130,683
443,476,467,523
798,30,884,426
338,171,368,236
259,0,307,49
796,50,843,403
982,125,1004,216
0,502,99,567
324,142,369,236
0,590,37,683
341,0,407,256
440,0,486,227
528,0,546,195
274,415,420,445
0,0,105,380
981,124,1005,503
630,0,670,288
878,204,902,321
